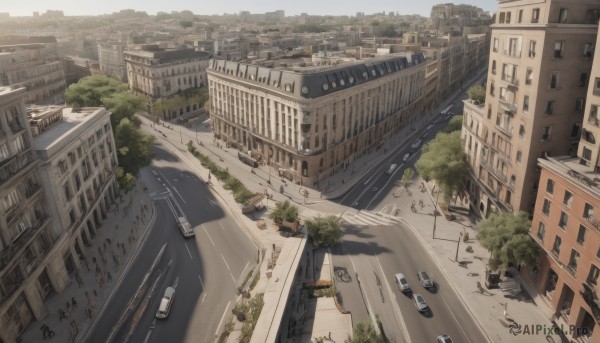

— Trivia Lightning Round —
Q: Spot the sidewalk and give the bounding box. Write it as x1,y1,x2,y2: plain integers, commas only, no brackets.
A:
20,180,154,343
387,178,554,342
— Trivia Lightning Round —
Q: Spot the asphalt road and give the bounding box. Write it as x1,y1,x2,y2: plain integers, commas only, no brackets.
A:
87,141,257,343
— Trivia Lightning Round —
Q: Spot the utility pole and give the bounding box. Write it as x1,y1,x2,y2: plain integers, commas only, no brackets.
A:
455,232,463,261
432,190,440,239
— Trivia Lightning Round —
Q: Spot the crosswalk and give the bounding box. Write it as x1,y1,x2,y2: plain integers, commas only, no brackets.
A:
341,209,400,226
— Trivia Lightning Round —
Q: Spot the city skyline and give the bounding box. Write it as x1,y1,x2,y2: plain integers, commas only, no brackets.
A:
4,0,497,17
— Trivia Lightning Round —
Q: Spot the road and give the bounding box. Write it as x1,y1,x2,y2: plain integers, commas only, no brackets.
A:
87,140,257,343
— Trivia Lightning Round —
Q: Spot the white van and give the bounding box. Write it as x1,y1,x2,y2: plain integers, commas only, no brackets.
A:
386,164,398,175
156,287,175,319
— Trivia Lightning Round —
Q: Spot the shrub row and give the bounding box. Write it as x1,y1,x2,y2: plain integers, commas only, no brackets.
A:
188,141,254,205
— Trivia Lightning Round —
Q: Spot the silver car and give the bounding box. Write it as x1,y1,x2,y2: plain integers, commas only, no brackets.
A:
436,334,453,343
413,293,428,312
417,271,434,288
394,273,411,293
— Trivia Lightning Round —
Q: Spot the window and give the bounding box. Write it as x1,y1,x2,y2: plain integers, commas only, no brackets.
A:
519,125,526,138
490,82,495,96
584,203,594,219
529,40,536,58
545,101,555,116
493,38,499,52
590,105,599,125
508,38,519,57
584,43,594,58
563,190,573,207
554,41,564,59
516,150,522,164
559,8,568,23
488,106,492,119
532,8,540,23
499,12,506,23
552,236,562,256
506,11,512,23
588,265,600,285
559,211,568,229
526,68,533,85
492,60,496,74
580,73,588,87
523,95,529,112
568,250,580,273
542,126,551,141
571,123,581,138
549,72,560,89
542,198,551,215
583,147,593,161
518,9,523,23
577,225,587,245
537,222,546,241
595,78,600,92
576,98,585,112
547,179,555,194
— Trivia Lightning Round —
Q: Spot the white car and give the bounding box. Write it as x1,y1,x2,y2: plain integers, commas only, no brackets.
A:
403,153,410,161
394,273,411,293
156,287,175,319
413,293,428,312
436,334,453,343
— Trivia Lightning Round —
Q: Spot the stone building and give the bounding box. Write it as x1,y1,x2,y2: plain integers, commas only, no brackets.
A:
0,94,119,342
97,41,128,82
0,87,55,343
0,43,66,105
207,53,426,184
124,45,211,119
462,0,598,217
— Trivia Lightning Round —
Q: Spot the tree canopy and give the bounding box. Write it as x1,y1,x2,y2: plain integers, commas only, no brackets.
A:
65,75,129,107
305,215,343,247
268,200,298,225
467,85,486,104
114,118,154,181
345,320,385,343
378,24,397,37
477,211,539,271
443,114,463,133
401,167,414,188
415,131,468,200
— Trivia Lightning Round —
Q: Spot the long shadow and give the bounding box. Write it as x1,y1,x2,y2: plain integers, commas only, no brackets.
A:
342,225,376,239
150,143,182,163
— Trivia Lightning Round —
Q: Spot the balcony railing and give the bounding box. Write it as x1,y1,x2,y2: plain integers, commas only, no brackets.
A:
0,150,35,188
566,265,577,277
496,123,513,137
499,99,518,113
588,117,600,127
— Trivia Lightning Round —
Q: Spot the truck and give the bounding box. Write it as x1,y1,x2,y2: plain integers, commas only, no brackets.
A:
176,216,194,237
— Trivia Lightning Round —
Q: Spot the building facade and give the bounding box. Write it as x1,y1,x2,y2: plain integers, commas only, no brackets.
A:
207,53,426,184
124,45,210,119
97,41,128,82
523,21,600,343
463,0,598,218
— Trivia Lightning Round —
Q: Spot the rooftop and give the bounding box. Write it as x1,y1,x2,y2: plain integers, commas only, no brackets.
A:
539,156,600,199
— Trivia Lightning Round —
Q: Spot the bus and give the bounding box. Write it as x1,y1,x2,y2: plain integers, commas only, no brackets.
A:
238,151,258,167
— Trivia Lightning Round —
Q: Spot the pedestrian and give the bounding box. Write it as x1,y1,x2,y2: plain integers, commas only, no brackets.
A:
72,297,78,308
40,324,49,339
66,301,71,312
58,309,66,321
75,272,83,287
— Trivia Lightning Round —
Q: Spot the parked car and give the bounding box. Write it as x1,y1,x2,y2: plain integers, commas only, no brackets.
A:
436,334,453,343
413,293,428,312
403,153,410,161
156,287,175,319
417,271,434,288
394,273,411,293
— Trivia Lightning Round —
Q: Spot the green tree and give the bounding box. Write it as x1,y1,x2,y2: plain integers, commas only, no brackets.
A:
415,131,468,201
268,200,298,225
114,118,155,177
379,24,397,37
180,20,193,28
345,320,385,343
305,215,343,247
467,85,486,104
65,75,129,107
401,167,414,188
443,114,463,133
102,91,144,127
477,212,540,271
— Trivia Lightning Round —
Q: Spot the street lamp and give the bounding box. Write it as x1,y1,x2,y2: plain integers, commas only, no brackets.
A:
455,232,463,261
432,191,440,239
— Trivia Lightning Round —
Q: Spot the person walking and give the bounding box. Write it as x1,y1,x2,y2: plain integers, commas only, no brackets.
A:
57,308,66,321
71,297,78,309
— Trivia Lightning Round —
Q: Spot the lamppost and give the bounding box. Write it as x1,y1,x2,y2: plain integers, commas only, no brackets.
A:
455,232,463,261
432,191,440,239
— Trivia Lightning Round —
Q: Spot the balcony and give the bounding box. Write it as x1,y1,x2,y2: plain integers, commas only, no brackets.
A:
588,117,600,128
580,282,600,323
0,150,35,188
480,158,508,183
0,213,49,272
566,265,577,277
496,123,513,137
499,99,517,114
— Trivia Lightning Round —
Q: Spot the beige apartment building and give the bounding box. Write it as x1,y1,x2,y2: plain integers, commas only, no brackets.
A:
462,0,598,217
207,53,426,184
97,41,128,82
0,95,119,343
124,45,210,119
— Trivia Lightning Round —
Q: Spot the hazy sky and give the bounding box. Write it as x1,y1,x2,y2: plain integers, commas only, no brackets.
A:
4,0,499,17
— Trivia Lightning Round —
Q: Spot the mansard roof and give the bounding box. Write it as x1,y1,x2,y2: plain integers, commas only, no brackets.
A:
208,53,425,99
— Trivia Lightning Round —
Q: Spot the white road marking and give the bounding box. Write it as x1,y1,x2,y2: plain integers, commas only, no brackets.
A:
173,276,180,289
203,225,216,247
221,254,231,271
143,330,152,343
201,293,207,304
215,301,231,337
209,200,216,207
171,186,187,204
185,243,193,260
219,222,225,231
441,295,472,343
198,275,204,289
239,262,250,282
